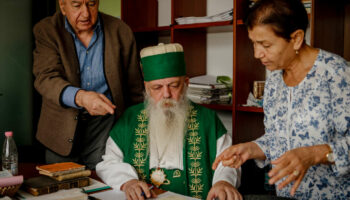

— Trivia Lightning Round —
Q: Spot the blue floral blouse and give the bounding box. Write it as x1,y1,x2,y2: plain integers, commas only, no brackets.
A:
254,49,350,199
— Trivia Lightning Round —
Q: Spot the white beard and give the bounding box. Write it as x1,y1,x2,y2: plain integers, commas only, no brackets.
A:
145,90,189,169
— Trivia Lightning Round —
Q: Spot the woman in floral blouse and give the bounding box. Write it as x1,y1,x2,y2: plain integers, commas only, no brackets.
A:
212,0,350,199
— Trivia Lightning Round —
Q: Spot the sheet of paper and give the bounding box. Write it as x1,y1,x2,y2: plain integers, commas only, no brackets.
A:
16,188,87,200
89,189,126,200
151,191,200,200
89,189,199,200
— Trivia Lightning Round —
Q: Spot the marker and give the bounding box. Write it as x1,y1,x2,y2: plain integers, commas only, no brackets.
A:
141,185,155,198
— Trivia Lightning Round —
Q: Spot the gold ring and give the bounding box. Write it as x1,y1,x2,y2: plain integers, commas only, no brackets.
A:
293,170,300,176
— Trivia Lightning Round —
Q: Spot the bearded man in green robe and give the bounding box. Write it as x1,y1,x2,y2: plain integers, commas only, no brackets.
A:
96,43,241,200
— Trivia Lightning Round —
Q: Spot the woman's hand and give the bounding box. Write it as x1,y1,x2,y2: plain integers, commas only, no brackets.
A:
268,144,330,196
212,142,265,170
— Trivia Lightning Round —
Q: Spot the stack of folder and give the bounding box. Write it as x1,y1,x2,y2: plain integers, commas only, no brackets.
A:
175,9,233,25
187,75,231,104
302,0,311,14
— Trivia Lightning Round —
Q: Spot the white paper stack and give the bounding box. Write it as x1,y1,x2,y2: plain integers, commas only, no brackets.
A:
175,9,233,25
187,75,231,104
303,0,312,14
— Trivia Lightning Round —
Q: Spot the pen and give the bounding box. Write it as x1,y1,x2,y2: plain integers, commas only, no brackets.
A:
141,185,155,198
88,196,101,200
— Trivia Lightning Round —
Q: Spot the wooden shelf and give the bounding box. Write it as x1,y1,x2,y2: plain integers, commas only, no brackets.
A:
237,19,244,25
200,104,233,111
133,21,233,33
236,105,263,113
133,26,171,33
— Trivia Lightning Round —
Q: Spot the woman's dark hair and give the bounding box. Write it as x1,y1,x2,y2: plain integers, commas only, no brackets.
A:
245,0,308,41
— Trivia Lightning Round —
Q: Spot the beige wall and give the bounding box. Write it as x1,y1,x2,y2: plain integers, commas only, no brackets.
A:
99,0,121,18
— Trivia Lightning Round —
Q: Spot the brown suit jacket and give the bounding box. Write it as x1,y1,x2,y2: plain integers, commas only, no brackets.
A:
33,12,144,156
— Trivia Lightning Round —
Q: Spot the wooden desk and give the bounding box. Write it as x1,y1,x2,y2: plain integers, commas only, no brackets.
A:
18,163,169,197
18,164,290,199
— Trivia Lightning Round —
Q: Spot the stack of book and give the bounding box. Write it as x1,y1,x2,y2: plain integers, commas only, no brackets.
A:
187,75,231,104
0,170,23,197
23,162,91,196
302,0,311,14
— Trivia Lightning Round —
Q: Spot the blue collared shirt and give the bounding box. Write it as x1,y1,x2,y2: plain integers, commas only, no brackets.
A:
61,17,111,108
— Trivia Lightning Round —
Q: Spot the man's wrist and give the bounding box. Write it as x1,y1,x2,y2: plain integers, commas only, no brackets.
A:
120,179,137,191
75,89,85,107
120,183,126,191
61,86,82,108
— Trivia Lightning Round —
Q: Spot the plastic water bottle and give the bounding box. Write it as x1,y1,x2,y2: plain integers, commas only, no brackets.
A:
2,131,18,175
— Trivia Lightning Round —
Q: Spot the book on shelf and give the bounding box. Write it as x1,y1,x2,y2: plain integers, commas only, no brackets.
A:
189,75,229,89
36,162,85,177
23,175,90,196
175,8,233,25
187,75,232,104
49,169,91,182
188,87,231,95
187,93,231,104
189,83,227,89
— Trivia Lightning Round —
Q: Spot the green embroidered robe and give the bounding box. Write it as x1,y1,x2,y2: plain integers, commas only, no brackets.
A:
110,102,226,199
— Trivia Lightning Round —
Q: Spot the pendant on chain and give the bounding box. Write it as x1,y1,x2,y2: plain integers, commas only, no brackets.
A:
150,168,166,187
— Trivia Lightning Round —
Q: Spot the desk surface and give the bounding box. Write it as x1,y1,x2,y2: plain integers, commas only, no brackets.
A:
18,163,292,199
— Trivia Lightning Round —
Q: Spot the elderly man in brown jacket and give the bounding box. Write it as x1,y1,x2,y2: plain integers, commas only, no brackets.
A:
33,0,143,169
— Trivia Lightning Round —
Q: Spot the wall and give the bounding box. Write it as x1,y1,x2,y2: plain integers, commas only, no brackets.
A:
206,0,233,78
99,0,121,18
206,0,234,134
0,0,33,146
